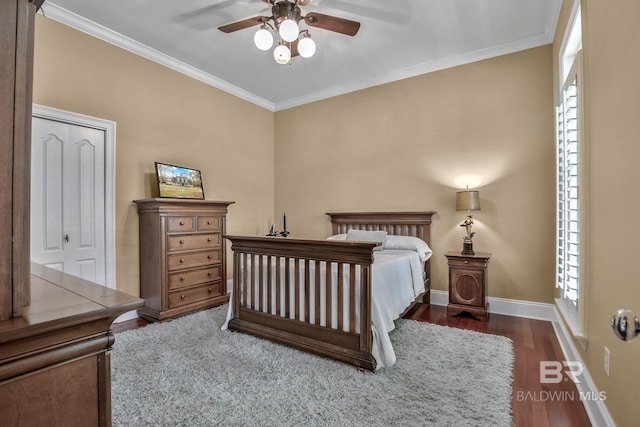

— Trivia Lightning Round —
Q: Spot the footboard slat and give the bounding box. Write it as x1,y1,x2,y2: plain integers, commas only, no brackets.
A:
294,260,300,320
304,259,310,323
337,263,344,331
241,253,248,308
349,263,356,332
284,257,291,318
325,262,332,328
314,262,321,325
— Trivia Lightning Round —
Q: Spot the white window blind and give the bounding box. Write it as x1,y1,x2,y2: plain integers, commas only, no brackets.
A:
556,51,582,319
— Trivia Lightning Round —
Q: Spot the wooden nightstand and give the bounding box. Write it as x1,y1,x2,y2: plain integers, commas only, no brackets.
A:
445,251,492,321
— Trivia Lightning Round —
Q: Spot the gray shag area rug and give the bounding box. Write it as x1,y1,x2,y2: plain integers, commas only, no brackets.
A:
111,305,513,426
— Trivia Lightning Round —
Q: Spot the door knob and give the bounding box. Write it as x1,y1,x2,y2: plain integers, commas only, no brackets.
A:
611,309,640,341
64,234,69,242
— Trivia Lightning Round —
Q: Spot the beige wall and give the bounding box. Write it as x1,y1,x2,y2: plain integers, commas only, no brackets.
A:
275,46,556,302
553,0,640,424
32,17,275,297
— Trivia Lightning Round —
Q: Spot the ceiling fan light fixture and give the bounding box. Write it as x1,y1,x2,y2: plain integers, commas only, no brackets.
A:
254,27,273,51
298,35,316,58
279,18,299,42
273,44,291,64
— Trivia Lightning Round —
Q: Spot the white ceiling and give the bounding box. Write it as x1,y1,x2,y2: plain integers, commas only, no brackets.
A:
42,0,561,111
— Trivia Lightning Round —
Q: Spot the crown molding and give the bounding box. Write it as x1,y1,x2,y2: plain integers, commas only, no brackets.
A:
274,31,554,111
41,3,276,112
42,2,560,113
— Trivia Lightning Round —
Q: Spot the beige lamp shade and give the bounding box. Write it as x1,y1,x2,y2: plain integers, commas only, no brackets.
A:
456,190,481,211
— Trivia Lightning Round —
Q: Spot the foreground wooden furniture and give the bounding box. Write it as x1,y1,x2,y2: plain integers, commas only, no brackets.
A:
0,263,144,426
0,0,45,321
135,199,234,322
445,251,491,321
226,211,435,371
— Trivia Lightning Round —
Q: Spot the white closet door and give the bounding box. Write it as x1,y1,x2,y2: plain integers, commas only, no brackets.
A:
31,116,106,285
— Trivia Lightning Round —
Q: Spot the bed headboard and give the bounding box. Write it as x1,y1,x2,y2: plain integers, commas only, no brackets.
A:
326,211,436,289
326,211,436,245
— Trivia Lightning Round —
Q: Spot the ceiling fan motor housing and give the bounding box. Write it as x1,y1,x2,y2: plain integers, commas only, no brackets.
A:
272,1,303,28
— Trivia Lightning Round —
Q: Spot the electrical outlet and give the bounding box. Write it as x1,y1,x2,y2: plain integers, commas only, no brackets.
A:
604,346,610,376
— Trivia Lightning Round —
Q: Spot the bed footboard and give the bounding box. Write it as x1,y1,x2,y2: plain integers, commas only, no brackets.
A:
224,236,380,371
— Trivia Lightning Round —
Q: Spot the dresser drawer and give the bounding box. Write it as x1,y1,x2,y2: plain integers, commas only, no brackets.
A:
168,282,223,308
167,233,220,252
198,216,221,231
167,250,220,271
167,216,195,232
169,266,222,290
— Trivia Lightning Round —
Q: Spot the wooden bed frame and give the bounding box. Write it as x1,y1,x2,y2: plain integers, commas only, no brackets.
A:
224,211,435,371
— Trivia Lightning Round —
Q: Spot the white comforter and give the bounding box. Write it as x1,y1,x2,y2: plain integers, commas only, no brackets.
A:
222,249,425,369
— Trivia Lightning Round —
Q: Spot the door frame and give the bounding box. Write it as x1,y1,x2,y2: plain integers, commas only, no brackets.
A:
32,104,117,289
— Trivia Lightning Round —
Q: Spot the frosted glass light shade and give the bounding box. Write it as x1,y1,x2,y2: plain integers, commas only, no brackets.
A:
254,28,273,51
273,44,291,64
279,19,299,42
298,37,316,58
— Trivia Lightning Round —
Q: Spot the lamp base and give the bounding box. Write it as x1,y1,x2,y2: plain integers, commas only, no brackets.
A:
461,240,475,255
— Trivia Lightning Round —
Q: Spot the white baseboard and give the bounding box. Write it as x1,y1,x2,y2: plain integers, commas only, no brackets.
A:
551,306,616,427
430,290,614,426
429,290,554,320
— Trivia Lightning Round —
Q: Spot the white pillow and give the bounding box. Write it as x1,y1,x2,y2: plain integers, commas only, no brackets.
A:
345,229,388,245
383,235,433,262
326,233,348,241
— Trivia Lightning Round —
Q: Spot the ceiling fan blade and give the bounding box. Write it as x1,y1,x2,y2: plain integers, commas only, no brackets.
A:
304,12,360,37
218,16,269,33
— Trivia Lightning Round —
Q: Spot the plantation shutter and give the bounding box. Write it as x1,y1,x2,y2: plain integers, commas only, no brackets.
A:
556,51,582,311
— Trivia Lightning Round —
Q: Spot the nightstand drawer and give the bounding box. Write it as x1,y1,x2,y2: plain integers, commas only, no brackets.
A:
446,257,488,269
167,250,220,271
167,216,195,232
168,282,223,308
169,266,222,290
167,233,220,252
198,216,221,231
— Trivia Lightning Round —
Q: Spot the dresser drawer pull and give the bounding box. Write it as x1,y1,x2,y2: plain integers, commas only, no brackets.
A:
207,220,212,225
181,294,185,300
207,237,212,242
179,221,185,226
464,260,468,264
179,239,185,244
208,271,212,276
208,255,212,259
208,287,213,293
180,258,185,263
180,276,185,281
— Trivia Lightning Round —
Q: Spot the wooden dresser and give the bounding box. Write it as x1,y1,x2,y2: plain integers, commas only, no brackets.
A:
134,199,234,322
0,264,144,426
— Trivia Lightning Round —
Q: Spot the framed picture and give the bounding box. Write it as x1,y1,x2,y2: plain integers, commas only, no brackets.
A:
155,162,205,199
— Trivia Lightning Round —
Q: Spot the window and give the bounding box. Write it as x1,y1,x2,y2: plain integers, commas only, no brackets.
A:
556,3,585,337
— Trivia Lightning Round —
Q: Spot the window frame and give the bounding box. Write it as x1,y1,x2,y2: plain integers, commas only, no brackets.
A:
555,2,587,340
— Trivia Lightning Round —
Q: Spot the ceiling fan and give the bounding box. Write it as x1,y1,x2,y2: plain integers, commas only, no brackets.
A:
218,0,361,65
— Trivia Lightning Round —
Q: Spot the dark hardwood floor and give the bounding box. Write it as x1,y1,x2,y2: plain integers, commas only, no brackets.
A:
112,303,592,427
405,304,592,427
